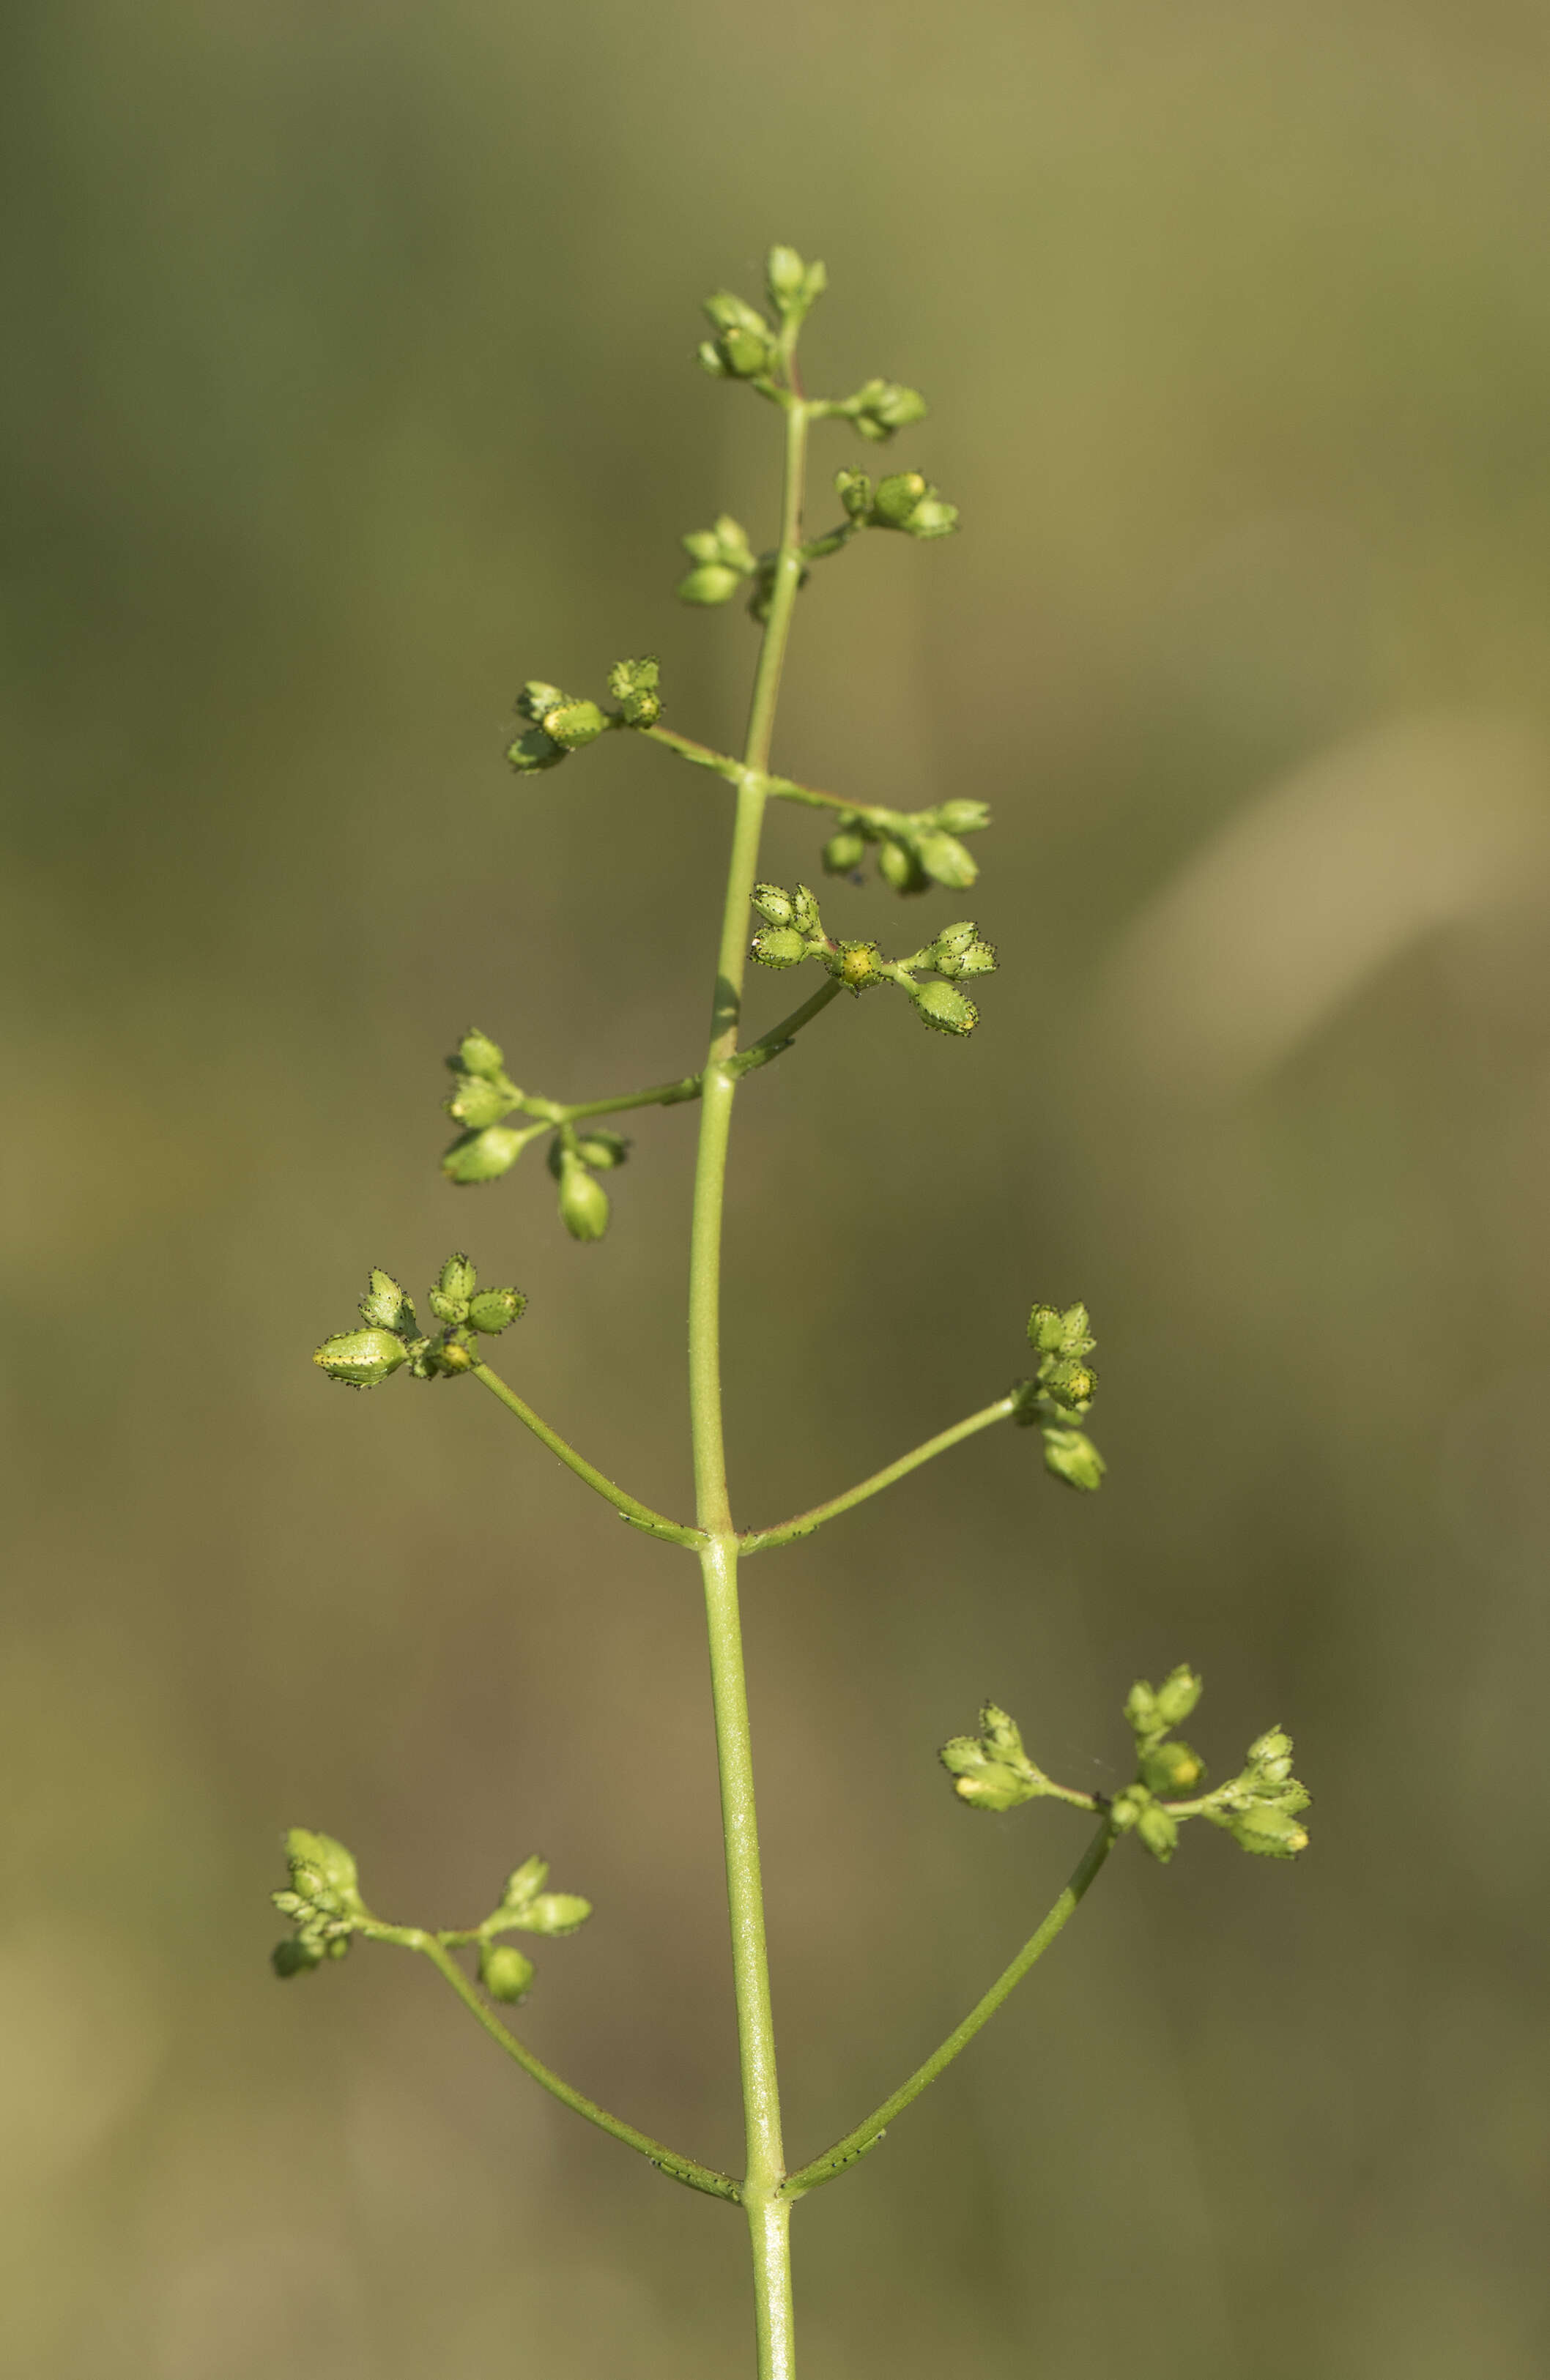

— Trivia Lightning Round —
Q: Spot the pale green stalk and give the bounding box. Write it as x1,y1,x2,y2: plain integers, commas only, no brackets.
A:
689,387,811,2380
741,1396,1017,1554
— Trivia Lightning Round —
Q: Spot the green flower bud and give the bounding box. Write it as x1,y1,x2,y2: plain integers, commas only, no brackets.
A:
359,1269,413,1331
872,471,931,528
573,1131,628,1171
765,245,826,317
903,494,959,540
790,885,823,935
828,939,888,991
522,1892,593,1936
876,837,927,893
751,883,797,927
1221,1804,1310,1859
939,1703,1049,1811
1155,1667,1204,1730
438,1253,478,1303
480,1941,536,2002
932,921,979,956
446,1072,513,1130
1041,1426,1105,1490
697,339,729,378
467,1286,527,1334
703,290,771,338
429,1289,468,1324
723,326,779,378
287,1828,360,1898
954,940,998,978
677,562,744,606
459,1028,506,1079
1028,1302,1094,1357
314,1328,409,1388
506,726,567,773
434,1338,475,1374
751,925,809,968
442,1127,526,1185
1135,1802,1180,1864
607,655,661,727
932,799,992,836
272,1935,326,1978
515,682,565,724
1108,1785,1148,1834
913,830,978,889
848,378,930,440
835,467,874,520
557,1157,610,1242
1139,1739,1207,1798
911,981,979,1035
500,1854,548,1911
1042,1356,1097,1408
543,699,607,751
822,825,869,874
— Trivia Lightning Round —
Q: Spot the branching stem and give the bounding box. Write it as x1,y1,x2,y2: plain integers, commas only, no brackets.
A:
471,1363,702,1547
740,1396,1017,1555
639,723,930,838
782,1818,1115,2198
513,981,844,1131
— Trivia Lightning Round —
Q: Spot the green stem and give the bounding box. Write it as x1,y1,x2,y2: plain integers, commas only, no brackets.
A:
388,1929,739,2202
688,390,811,2380
639,724,922,836
782,1818,1114,2198
740,1397,1017,1555
515,982,843,1131
471,1362,702,1547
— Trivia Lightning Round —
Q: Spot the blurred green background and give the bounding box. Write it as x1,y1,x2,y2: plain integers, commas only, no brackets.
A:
6,2,1550,2373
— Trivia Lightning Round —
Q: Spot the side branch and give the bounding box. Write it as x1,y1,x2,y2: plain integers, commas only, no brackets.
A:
472,1364,704,1547
516,982,844,1131
638,724,919,838
407,1933,740,2203
781,1818,1114,2198
739,1396,1017,1555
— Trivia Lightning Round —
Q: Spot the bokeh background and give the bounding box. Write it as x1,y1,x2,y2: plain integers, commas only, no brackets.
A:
6,3,1550,2374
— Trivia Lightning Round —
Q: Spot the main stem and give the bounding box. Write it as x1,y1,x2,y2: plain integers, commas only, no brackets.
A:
688,393,810,2380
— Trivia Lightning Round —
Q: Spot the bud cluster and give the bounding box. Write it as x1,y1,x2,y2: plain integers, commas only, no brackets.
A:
820,797,991,897
475,1853,596,2003
835,466,959,542
313,1254,525,1388
747,882,996,1037
1009,1302,1105,1491
939,1703,1060,1812
831,376,930,444
506,657,663,774
270,1829,365,1976
677,514,759,608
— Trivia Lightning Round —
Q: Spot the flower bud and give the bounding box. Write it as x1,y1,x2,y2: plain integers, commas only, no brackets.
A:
703,290,770,337
751,883,796,927
765,245,825,317
932,799,991,836
1124,1681,1160,1738
903,494,959,540
877,837,927,893
543,699,607,751
1041,1426,1105,1490
913,830,977,889
506,726,567,773
1135,1802,1180,1863
829,940,888,991
479,1942,536,2003
954,940,998,978
573,1131,628,1171
872,472,930,527
697,339,729,378
272,1935,326,1978
1139,1739,1206,1798
557,1157,610,1242
442,1127,526,1185
287,1828,360,1898
835,468,873,521
438,1253,477,1303
1155,1667,1204,1730
751,925,809,968
434,1338,475,1373
823,825,869,874
677,563,743,606
446,1073,513,1130
848,378,930,441
515,682,565,724
522,1891,593,1936
790,885,823,936
468,1286,526,1334
607,655,661,727
911,981,979,1036
314,1328,409,1388
359,1269,412,1331
1224,1804,1310,1859
459,1028,505,1079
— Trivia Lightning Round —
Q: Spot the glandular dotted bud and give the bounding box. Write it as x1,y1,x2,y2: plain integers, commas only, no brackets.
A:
557,1158,610,1242
1041,1426,1105,1491
314,1328,409,1388
543,700,607,751
913,830,977,889
468,1286,526,1334
877,838,926,893
359,1269,412,1331
751,925,809,968
751,883,796,928
823,826,869,874
459,1029,505,1079
872,472,929,528
911,981,979,1036
439,1253,477,1303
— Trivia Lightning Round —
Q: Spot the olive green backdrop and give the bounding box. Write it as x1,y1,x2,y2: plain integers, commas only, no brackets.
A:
5,2,1549,2373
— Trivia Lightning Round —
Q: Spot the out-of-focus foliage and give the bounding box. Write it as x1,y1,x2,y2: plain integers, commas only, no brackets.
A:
4,3,1550,2376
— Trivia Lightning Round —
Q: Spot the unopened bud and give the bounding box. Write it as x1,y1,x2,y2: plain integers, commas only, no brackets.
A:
877,838,927,893
272,1935,326,1978
913,830,978,889
1135,1802,1180,1863
790,885,823,936
751,925,809,968
1140,1740,1206,1798
848,378,930,441
1225,1804,1310,1859
835,467,873,521
314,1328,409,1388
515,682,565,724
1041,1426,1105,1490
872,472,930,527
479,1942,536,2003
438,1253,477,1303
911,981,979,1036
751,883,796,928
932,799,991,836
1155,1667,1204,1729
359,1269,412,1331
677,563,743,606
557,1158,610,1242
506,726,566,773
459,1029,505,1079
830,940,888,991
607,655,662,727
446,1073,512,1130
823,825,869,874
573,1131,628,1172
544,699,607,751
442,1127,526,1186
468,1286,526,1334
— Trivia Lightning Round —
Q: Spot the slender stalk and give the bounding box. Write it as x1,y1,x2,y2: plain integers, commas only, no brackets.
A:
782,1818,1114,2197
688,390,812,2380
380,1929,740,2202
471,1362,702,1547
640,722,926,835
514,981,844,1131
740,1396,1017,1555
